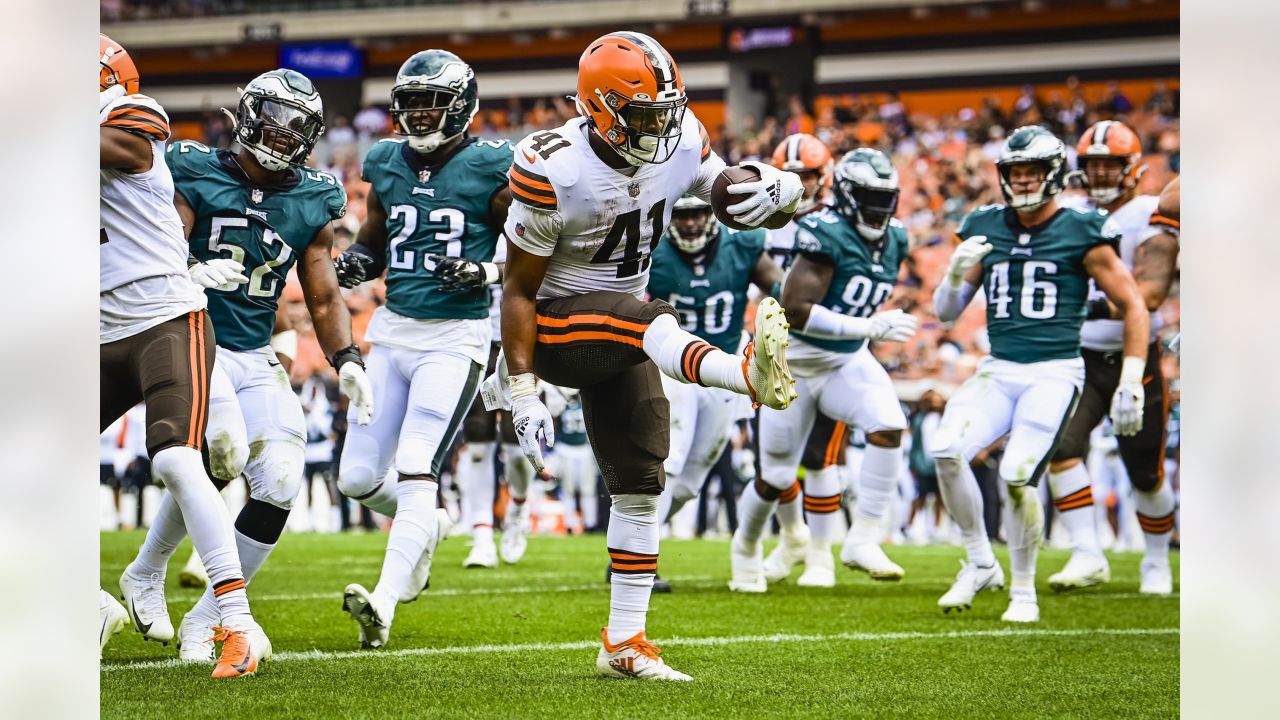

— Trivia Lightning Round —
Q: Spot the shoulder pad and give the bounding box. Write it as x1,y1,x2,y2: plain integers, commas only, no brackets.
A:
102,93,170,142
510,131,576,211
164,140,216,180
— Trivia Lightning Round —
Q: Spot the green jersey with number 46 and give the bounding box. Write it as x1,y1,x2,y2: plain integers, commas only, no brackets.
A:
648,227,767,353
169,142,347,351
957,204,1119,364
363,137,511,320
789,209,909,354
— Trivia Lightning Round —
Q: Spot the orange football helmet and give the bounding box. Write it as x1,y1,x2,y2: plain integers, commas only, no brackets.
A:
1076,120,1145,205
100,34,140,96
575,32,687,165
771,133,833,214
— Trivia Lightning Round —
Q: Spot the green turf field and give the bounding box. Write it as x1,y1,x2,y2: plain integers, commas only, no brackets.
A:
100,531,1178,719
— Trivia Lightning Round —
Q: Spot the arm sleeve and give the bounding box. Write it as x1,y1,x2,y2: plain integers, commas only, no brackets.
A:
504,201,562,258
933,280,978,323
802,304,874,340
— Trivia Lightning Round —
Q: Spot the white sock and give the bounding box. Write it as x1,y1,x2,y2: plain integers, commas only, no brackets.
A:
1135,479,1176,564
852,444,899,542
1048,464,1103,557
1005,484,1043,597
188,529,275,624
736,481,778,545
130,491,188,579
606,494,658,645
776,485,805,534
473,524,494,547
936,456,996,568
151,447,252,626
503,443,532,500
643,313,748,394
374,479,439,604
803,466,843,546
462,442,496,531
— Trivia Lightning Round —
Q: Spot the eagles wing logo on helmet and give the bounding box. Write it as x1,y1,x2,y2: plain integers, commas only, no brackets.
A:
391,50,480,155
232,69,326,172
831,148,900,241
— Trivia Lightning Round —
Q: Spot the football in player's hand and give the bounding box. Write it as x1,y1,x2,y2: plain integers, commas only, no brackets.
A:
710,165,794,231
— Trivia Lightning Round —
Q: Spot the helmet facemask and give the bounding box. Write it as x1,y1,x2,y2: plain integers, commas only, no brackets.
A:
392,86,464,154
1081,155,1142,205
998,159,1063,211
668,198,718,254
596,90,687,166
237,93,323,172
832,148,899,241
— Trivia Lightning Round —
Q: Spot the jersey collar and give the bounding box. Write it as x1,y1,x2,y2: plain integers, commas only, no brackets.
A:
400,134,470,175
1003,206,1067,235
217,149,301,194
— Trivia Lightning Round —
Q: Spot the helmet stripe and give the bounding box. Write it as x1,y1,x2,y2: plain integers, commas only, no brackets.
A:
1095,120,1112,146
614,31,676,93
787,135,803,164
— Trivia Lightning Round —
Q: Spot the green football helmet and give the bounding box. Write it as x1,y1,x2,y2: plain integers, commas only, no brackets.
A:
997,125,1067,210
391,50,479,154
832,148,899,241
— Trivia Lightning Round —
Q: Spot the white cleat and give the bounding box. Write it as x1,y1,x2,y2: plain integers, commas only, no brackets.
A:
402,509,453,604
840,541,906,581
464,540,499,568
728,533,767,593
500,502,529,564
119,566,174,645
343,583,393,649
1001,589,1041,623
1048,551,1111,592
1139,559,1174,595
99,589,128,658
744,296,797,411
178,551,209,589
177,611,218,663
763,525,810,582
796,547,836,588
596,629,692,681
938,560,1005,613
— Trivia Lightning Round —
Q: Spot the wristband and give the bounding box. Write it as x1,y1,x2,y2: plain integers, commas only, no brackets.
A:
507,372,538,401
481,262,501,286
329,344,364,371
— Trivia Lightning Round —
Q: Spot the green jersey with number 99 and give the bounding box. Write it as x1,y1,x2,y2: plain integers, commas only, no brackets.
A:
363,137,511,320
169,142,347,351
789,208,909,354
647,226,767,353
957,204,1120,363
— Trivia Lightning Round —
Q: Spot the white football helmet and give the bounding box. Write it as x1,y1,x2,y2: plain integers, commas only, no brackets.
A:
233,69,325,172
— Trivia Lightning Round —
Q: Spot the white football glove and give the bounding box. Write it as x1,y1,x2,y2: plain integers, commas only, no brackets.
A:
867,309,919,342
339,362,374,426
99,84,126,112
1109,356,1145,437
508,373,554,472
946,236,994,286
726,160,804,227
189,258,249,291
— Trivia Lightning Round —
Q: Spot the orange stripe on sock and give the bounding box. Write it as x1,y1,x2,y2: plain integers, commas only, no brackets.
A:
779,481,801,503
213,579,246,596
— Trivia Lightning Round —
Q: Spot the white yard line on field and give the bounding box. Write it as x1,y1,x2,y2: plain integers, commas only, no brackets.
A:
101,627,1177,673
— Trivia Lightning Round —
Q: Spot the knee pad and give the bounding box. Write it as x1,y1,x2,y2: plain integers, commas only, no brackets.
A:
998,454,1040,488
928,422,965,461
206,428,249,483
246,440,304,509
933,456,967,484
612,493,659,515
394,439,436,479
337,460,379,499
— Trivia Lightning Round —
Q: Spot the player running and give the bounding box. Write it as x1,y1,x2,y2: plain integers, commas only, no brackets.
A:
930,125,1149,623
100,35,272,677
330,50,511,648
1045,121,1180,594
487,32,803,680
734,148,917,592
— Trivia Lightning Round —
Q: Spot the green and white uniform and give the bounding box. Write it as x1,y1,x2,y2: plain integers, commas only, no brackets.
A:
549,391,600,532
339,137,511,487
170,140,347,506
929,203,1120,485
647,226,763,503
758,208,909,492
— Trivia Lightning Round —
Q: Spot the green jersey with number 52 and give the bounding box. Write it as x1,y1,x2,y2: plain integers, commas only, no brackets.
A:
363,137,511,320
957,204,1119,364
647,226,766,353
789,208,909,354
169,142,346,351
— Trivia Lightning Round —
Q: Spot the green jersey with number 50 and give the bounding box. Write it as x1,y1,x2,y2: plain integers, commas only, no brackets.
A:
957,204,1119,363
169,142,346,351
789,208,909,354
648,227,767,353
363,138,510,320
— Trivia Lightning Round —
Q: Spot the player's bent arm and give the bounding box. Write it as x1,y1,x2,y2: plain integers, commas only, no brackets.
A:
501,242,552,377
749,251,784,295
352,185,390,266
780,254,835,329
1131,232,1179,311
298,224,356,358
271,303,296,376
933,262,982,323
1085,244,1150,361
100,127,152,173
1158,177,1180,222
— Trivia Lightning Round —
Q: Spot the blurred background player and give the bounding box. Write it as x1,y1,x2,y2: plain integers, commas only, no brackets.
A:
100,34,269,677
736,148,917,592
547,385,601,535
122,68,370,664
930,125,1148,623
1045,120,1179,594
331,50,510,648
491,31,802,680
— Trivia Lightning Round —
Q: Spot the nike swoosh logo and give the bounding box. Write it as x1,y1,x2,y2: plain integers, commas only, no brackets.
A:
232,650,255,674
129,598,152,636
268,359,281,367
521,149,536,164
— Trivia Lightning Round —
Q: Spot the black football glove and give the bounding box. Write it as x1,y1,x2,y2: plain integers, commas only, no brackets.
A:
428,254,493,292
333,249,381,289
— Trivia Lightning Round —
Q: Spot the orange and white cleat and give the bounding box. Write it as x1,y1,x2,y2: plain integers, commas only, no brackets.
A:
210,624,271,679
743,297,796,411
596,629,691,681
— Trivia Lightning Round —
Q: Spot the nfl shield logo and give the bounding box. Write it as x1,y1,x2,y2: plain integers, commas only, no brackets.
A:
251,188,263,204
627,181,640,198
419,169,432,184
514,222,526,238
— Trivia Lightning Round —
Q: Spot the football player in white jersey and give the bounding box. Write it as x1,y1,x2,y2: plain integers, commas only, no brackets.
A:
99,34,267,677
489,31,803,680
1045,121,1180,594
